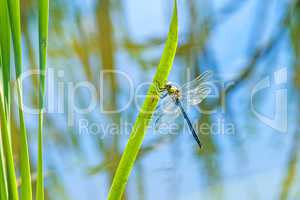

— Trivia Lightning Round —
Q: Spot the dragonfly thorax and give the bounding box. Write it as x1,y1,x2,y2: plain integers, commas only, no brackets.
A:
165,83,181,99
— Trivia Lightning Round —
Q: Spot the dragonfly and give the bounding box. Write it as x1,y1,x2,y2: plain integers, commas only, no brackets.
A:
154,71,213,149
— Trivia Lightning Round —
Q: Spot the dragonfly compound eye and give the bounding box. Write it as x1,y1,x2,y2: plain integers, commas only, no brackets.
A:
165,83,172,89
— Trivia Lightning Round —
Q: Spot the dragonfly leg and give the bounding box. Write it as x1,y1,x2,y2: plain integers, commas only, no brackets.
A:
154,80,167,93
160,93,168,99
154,113,163,130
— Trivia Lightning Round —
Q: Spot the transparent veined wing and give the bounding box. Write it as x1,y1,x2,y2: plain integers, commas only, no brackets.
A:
181,85,211,105
180,71,212,105
180,71,212,92
154,95,180,130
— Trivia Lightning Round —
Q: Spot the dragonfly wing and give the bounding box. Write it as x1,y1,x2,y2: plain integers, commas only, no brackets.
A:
154,110,180,130
181,86,211,105
154,96,180,129
180,71,212,105
180,71,212,92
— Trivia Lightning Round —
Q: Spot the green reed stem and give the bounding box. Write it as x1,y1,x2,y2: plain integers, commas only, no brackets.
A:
107,1,178,199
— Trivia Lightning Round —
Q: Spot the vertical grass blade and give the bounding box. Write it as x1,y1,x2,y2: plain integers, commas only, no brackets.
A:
0,0,11,115
0,48,9,200
36,0,49,199
0,128,8,200
0,1,11,199
0,91,18,200
6,0,32,199
107,1,178,199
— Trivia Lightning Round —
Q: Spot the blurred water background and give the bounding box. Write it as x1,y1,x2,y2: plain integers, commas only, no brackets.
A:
14,0,300,199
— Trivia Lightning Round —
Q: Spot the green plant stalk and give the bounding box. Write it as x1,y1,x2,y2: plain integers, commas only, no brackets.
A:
6,0,32,199
107,1,178,199
0,128,8,200
0,1,12,197
0,91,18,200
0,50,8,200
36,0,49,199
0,0,11,115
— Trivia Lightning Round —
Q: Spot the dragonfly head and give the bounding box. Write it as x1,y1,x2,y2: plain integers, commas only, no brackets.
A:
165,82,173,89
